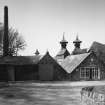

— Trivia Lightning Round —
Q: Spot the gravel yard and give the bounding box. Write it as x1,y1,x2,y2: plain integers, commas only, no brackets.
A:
0,81,104,105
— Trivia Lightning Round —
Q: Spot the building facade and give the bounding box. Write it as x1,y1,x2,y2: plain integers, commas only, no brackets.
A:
61,52,105,81
0,51,68,81
0,6,105,82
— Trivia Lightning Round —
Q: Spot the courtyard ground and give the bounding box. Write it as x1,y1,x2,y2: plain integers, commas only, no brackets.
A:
0,81,104,105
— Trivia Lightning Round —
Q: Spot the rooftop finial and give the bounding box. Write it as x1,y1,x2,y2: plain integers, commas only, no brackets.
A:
46,49,49,55
60,32,68,43
63,32,65,40
76,33,79,40
35,49,39,55
73,33,81,43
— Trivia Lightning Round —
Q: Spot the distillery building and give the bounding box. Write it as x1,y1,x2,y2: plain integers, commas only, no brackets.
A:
0,6,105,82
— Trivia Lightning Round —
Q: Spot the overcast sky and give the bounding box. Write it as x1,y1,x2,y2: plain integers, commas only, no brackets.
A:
0,0,105,56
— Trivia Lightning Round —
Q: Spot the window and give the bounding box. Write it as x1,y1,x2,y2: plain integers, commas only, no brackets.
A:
80,67,99,79
80,68,85,78
80,68,89,79
92,67,99,79
86,68,89,77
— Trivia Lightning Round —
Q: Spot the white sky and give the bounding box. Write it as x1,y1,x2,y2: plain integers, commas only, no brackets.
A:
0,0,105,56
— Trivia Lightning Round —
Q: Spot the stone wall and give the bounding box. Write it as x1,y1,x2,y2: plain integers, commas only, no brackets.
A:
81,86,105,105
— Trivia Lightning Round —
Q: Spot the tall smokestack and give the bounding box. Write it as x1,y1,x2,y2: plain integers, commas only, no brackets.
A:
3,6,9,56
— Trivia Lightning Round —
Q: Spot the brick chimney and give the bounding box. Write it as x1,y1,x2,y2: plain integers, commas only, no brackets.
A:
3,6,9,56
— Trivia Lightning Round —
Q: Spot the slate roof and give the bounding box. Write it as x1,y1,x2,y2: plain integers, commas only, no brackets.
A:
89,41,105,53
73,35,82,43
56,49,70,56
61,53,90,73
89,41,105,64
72,48,87,55
0,55,43,65
39,51,59,64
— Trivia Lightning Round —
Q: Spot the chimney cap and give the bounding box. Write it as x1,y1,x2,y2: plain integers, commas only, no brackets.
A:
4,6,8,10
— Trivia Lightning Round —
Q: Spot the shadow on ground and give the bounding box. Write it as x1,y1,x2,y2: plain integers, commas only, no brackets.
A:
0,85,34,101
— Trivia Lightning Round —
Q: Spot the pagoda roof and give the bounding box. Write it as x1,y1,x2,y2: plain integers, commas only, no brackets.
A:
73,35,82,43
56,48,70,56
60,33,68,43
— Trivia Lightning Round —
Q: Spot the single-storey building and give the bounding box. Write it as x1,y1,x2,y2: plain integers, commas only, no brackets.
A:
0,51,68,81
0,54,41,81
61,52,105,81
38,51,68,81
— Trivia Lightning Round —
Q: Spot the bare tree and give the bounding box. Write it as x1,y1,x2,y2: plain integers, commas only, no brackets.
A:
0,25,26,56
8,28,26,56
